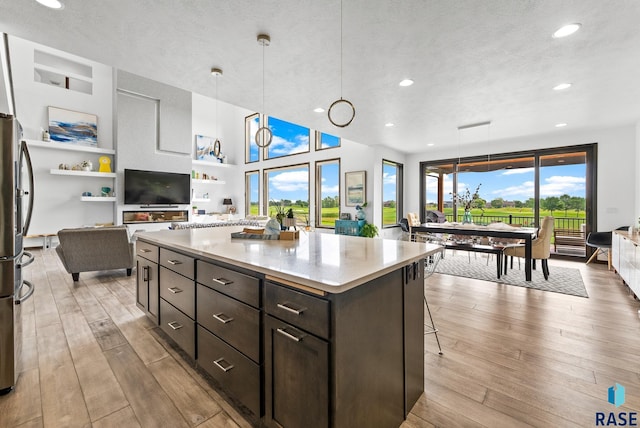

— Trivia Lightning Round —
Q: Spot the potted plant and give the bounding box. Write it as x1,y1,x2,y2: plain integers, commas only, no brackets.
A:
283,208,296,230
271,201,287,230
360,222,378,238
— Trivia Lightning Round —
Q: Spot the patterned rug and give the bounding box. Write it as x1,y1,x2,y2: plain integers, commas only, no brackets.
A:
432,252,588,298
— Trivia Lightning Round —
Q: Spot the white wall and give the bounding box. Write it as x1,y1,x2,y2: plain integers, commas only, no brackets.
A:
9,35,116,236
405,124,637,232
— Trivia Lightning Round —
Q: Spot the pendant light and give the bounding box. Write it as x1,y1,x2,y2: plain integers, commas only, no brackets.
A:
255,33,273,148
210,67,223,157
328,0,355,128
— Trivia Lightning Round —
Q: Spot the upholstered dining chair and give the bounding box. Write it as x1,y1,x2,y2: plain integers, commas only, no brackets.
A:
503,216,554,280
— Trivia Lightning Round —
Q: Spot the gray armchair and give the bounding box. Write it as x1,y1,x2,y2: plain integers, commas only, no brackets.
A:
56,226,135,281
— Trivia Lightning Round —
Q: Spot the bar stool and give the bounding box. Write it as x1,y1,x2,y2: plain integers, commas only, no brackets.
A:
424,249,444,355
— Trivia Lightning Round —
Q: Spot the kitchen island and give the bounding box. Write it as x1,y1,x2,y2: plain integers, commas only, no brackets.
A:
135,227,442,428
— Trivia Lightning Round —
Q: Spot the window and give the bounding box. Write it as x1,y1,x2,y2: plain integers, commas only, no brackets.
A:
245,170,259,216
265,116,310,159
316,159,340,228
245,113,260,163
315,131,341,150
264,164,310,223
382,160,403,227
419,144,595,259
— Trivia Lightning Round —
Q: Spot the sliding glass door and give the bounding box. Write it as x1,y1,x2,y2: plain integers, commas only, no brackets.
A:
420,144,594,259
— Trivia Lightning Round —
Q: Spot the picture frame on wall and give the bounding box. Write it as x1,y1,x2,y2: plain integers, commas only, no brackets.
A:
195,134,219,161
345,170,366,206
48,106,98,147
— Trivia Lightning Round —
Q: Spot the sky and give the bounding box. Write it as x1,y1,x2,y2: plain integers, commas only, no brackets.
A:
428,163,587,204
250,116,586,206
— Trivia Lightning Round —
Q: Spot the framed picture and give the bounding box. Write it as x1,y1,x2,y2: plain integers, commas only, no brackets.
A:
340,213,352,220
345,170,366,206
48,106,97,146
195,134,219,161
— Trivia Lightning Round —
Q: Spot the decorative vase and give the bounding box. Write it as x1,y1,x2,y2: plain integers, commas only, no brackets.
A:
462,210,473,224
355,208,366,221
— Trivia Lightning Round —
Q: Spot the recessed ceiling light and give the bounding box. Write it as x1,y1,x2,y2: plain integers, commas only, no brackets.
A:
427,143,434,147
553,23,581,38
36,0,64,9
385,122,395,127
555,123,568,128
553,83,572,91
313,107,325,113
399,79,414,87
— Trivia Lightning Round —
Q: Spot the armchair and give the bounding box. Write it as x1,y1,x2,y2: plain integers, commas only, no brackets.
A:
56,226,135,281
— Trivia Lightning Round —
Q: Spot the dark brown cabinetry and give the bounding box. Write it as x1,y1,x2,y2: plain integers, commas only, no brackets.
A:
135,237,425,428
196,260,262,416
264,314,329,428
159,248,196,359
136,241,159,323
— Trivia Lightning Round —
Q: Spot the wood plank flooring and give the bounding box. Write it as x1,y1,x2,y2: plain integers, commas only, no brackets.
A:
1,249,638,427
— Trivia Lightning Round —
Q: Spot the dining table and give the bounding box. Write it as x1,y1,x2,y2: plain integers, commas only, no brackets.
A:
412,222,539,281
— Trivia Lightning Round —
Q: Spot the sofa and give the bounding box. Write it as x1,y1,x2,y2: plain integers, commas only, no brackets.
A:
56,226,135,281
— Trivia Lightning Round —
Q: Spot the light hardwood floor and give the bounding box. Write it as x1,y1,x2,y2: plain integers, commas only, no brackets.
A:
1,249,638,427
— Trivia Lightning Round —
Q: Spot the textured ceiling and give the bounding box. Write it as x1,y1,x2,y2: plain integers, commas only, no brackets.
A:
1,0,640,153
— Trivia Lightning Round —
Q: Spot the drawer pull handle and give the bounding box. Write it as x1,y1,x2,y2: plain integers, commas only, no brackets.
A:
212,313,234,324
167,259,182,265
168,287,183,294
277,327,304,342
139,248,151,253
213,358,234,372
277,302,306,315
212,277,233,285
167,321,183,330
143,266,149,281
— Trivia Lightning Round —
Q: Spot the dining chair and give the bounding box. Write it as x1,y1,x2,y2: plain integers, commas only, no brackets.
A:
586,226,630,270
503,216,554,280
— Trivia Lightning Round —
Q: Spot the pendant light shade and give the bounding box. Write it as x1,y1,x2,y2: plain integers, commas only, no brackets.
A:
255,33,273,148
211,67,223,156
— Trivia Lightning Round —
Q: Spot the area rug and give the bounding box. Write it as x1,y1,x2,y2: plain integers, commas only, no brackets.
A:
432,252,588,298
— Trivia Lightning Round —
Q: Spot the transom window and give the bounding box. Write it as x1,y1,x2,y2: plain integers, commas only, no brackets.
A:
265,116,310,159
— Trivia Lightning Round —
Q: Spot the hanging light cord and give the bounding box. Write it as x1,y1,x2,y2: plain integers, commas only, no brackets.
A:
327,0,356,128
255,34,273,148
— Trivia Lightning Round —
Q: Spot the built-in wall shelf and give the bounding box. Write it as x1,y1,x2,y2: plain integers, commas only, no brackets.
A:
26,139,115,155
80,196,116,202
192,159,235,168
191,198,211,203
50,169,116,178
192,179,226,185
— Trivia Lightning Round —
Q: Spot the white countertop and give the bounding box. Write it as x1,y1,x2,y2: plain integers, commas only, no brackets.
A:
135,227,442,293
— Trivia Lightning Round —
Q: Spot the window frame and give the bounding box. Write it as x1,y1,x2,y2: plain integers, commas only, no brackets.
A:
245,170,260,216
245,113,261,164
263,162,311,220
382,159,403,228
315,130,341,151
315,158,341,229
264,116,311,160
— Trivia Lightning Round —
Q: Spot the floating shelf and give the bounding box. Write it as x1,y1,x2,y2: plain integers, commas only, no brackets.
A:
50,169,116,178
80,196,116,202
192,179,226,185
192,159,235,168
26,139,115,155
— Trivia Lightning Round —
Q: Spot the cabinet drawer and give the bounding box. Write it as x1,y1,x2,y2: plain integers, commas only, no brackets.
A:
136,241,158,263
197,326,260,416
160,267,195,318
160,299,195,359
197,260,260,307
197,284,260,363
160,248,195,279
265,281,330,339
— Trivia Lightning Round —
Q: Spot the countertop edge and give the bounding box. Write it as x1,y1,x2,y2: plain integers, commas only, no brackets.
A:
135,231,443,294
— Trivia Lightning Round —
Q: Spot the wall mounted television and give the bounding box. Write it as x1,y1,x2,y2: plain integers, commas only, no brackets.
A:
124,168,191,206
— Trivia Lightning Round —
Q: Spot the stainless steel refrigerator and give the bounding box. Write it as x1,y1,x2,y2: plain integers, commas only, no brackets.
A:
0,112,35,395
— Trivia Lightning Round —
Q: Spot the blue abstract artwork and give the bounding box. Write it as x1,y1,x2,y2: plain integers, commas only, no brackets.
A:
48,106,97,146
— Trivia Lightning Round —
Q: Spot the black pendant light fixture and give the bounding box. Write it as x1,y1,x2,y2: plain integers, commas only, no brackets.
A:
328,0,355,128
255,33,273,148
